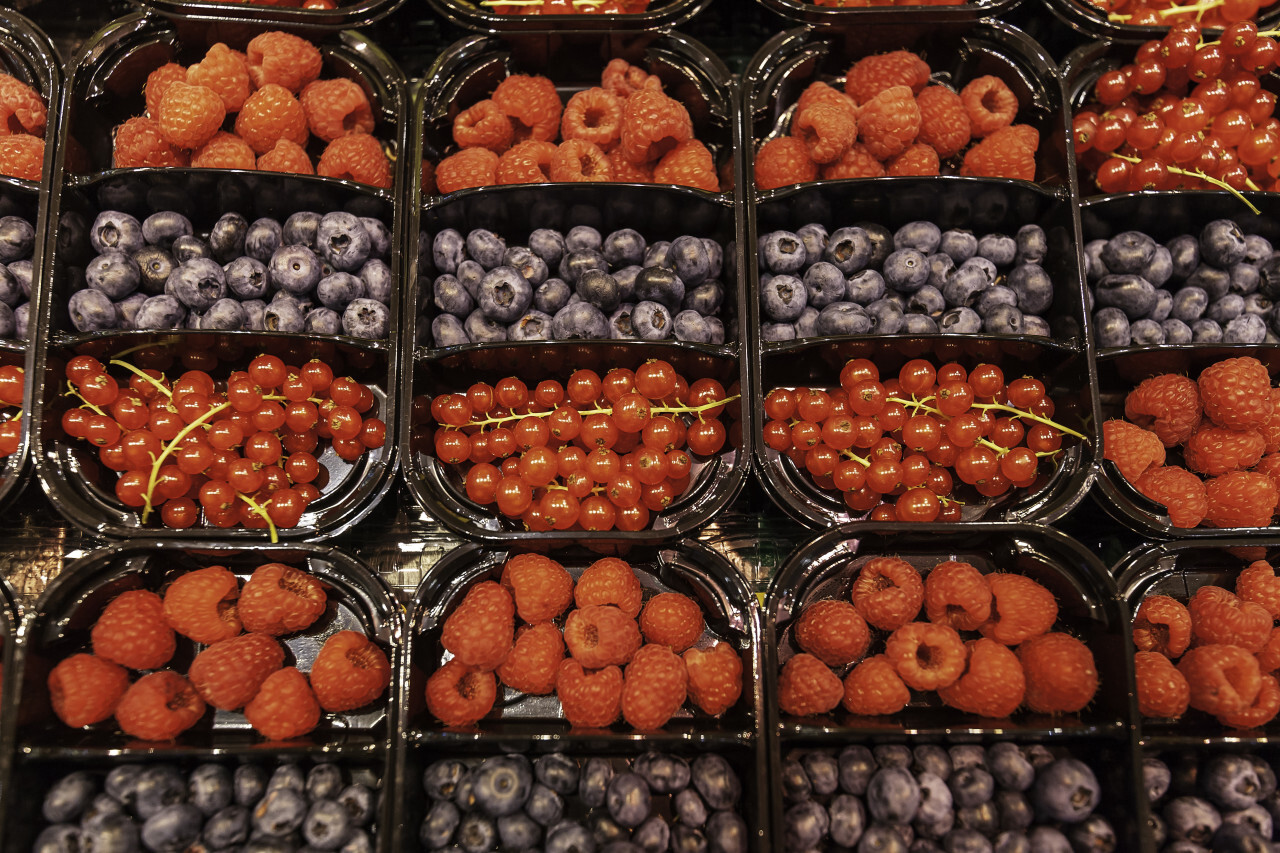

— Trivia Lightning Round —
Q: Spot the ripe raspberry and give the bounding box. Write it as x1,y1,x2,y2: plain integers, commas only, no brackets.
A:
754,136,818,189
442,581,515,671
924,560,992,631
92,589,175,671
915,85,971,159
309,630,391,712
113,117,186,169
188,632,284,710
842,654,911,716
561,87,623,149
798,81,859,119
452,99,514,153
258,139,314,174
115,671,206,741
1124,373,1203,447
317,132,391,188
436,146,499,194
619,89,693,166
496,139,557,185
157,81,226,150
1018,632,1098,714
145,62,188,119
1184,424,1265,476
1102,419,1166,484
979,574,1058,646
857,85,921,162
0,73,45,137
794,599,871,667
1135,465,1208,528
492,74,562,143
300,77,375,142
937,638,1025,718
622,643,688,730
684,641,743,717
186,43,251,113
235,84,308,155
1189,585,1271,653
1205,470,1279,528
245,31,323,94
426,658,496,727
885,621,967,690
777,652,843,717
163,566,242,645
844,50,931,105
556,659,623,728
1261,389,1280,453
609,146,654,182
960,124,1037,181
243,667,320,740
653,139,719,191
575,557,644,618
1217,672,1280,729
1238,560,1280,618
497,622,565,695
1258,627,1280,672
601,58,661,99
638,592,704,653
48,654,129,728
1132,594,1192,658
0,133,43,180
886,143,940,176
499,554,574,624
1179,643,1262,716
960,76,1018,137
1134,651,1190,718
821,142,885,179
191,132,257,170
564,604,642,668
238,563,327,636
792,102,857,165
550,138,612,182
851,556,924,631
1199,356,1274,431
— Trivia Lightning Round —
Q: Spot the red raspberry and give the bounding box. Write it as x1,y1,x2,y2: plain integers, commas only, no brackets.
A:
778,652,843,716
163,566,242,645
243,666,320,741
238,563,327,637
1218,672,1280,728
924,560,992,631
1135,465,1208,528
556,659,623,728
564,604,642,668
653,139,719,191
792,102,857,165
189,632,284,710
797,81,859,119
309,630,391,712
1199,356,1274,431
113,117,187,169
317,132,391,188
300,77,375,142
426,658,496,727
979,574,1057,645
639,592,704,652
821,142,885,179
145,62,188,119
857,85,921,162
453,99,514,153
1134,651,1190,718
186,43,251,113
500,553,574,624
1184,424,1265,476
619,89,693,166
48,654,129,728
0,74,44,137
960,124,1037,181
842,654,910,716
436,147,499,192
885,621,966,690
1205,471,1279,528
1103,419,1166,484
601,58,661,99
1261,389,1280,453
245,31,323,94
621,643,687,730
115,671,206,741
561,87,623,149
191,132,257,170
937,638,1025,718
915,85,971,159
683,641,743,717
886,144,940,176
92,589,175,671
844,50,931,105
575,557,644,618
1238,560,1280,618
754,136,818,189
258,139,313,174
550,138,612,182
1018,632,1098,714
960,76,1018,137
0,133,44,180
1132,594,1193,658
235,84,308,155
1179,643,1262,716
851,556,924,632
492,74,562,143
608,146,653,182
1258,627,1280,672
442,581,515,671
794,599,871,667
1124,373,1203,447
157,81,226,150
1189,586,1271,652
496,622,565,695
497,139,557,184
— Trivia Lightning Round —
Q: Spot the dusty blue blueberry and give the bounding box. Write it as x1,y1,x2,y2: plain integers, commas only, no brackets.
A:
339,828,373,853
90,211,144,256
883,249,930,293
255,786,308,836
630,300,673,340
895,221,942,254
587,813,625,847
142,802,203,851
867,298,906,334
705,811,746,853
672,788,708,828
1093,305,1132,346
1248,758,1276,801
1171,286,1209,322
816,302,871,335
985,745,1033,793
342,298,389,339
803,262,845,308
1094,274,1156,319
82,792,126,831
904,314,939,333
316,212,371,273
495,812,539,849
1161,318,1192,343
956,800,999,837
1006,264,1052,315
241,299,266,331
782,757,812,804
941,827,992,853
914,773,954,839
761,230,806,274
761,274,807,322
974,285,1017,317
1242,234,1273,266
868,767,922,824
80,814,140,853
785,800,829,850
188,765,234,817
560,249,609,285
524,782,563,827
86,252,141,300
913,747,952,782
304,307,341,335
1161,234,1198,280
800,753,839,797
270,245,322,296
961,256,999,285
244,218,283,264
824,226,874,275
44,772,97,824
455,812,497,853
580,758,612,808
433,229,465,274
1208,293,1245,324
1222,804,1272,839
939,230,978,264
358,217,391,258
608,304,636,339
907,285,945,317
1203,755,1263,811
1200,219,1248,268
1140,246,1174,288
222,256,269,300
172,234,211,264
1187,265,1232,300
1163,796,1220,845
454,261,483,299
1101,231,1157,274
510,310,554,341
939,306,981,335
233,766,268,807
1015,224,1048,265
69,287,119,331
634,266,685,310
208,212,248,263
1032,759,1099,824
795,223,829,265
1023,826,1070,853
32,825,80,853
553,302,610,340
166,257,226,310
614,265,642,302
337,783,375,827
857,221,894,267
534,278,572,315
301,800,350,851
822,793,865,848
529,228,565,267
674,310,712,342
0,302,17,337
848,270,887,305
838,747,877,796
669,235,711,286
432,313,469,346
795,306,819,337
949,768,994,810
533,756,579,798
357,259,391,305
8,258,31,299
317,272,365,311
692,755,739,809
141,211,193,250
977,233,1016,267
1150,289,1173,322
283,211,322,251
859,823,910,852
419,799,459,848
566,225,602,253
578,269,622,312
1084,240,1109,281
927,253,957,290
304,766,344,803
502,246,548,288
477,266,533,323
994,790,1032,833
603,228,646,267
606,772,651,829
184,310,204,331
632,753,689,796
263,297,306,333
624,815,665,853
1193,318,1223,342
683,280,724,317
705,315,726,344
982,303,1023,335
203,804,251,848
1230,262,1261,296
466,228,507,270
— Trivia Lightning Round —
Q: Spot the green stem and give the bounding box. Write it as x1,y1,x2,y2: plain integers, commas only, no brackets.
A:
838,449,871,467
970,401,1089,442
237,492,279,543
1107,153,1261,215
65,381,106,416
110,359,172,399
457,394,740,431
140,400,232,523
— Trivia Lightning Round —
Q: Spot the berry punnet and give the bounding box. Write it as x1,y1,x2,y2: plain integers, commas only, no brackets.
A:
0,73,47,181
1144,751,1280,852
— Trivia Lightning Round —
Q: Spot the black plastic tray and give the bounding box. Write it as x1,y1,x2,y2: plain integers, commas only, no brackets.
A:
757,0,1025,26
125,0,405,28
1044,0,1280,46
425,0,713,33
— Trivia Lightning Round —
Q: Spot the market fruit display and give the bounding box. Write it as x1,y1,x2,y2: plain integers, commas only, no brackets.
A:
1144,751,1280,850
0,71,47,181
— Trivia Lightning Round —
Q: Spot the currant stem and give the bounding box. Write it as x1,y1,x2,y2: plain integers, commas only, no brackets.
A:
456,394,741,431
65,382,106,417
1107,153,1262,215
838,449,872,467
140,400,233,523
110,359,172,399
977,437,1009,455
885,394,1089,443
237,492,279,543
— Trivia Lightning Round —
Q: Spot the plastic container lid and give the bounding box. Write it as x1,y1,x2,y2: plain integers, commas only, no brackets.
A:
124,0,405,29
424,0,713,33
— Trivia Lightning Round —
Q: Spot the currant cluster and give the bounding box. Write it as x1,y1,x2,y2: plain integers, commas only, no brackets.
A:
417,359,740,532
60,352,387,538
762,358,1086,522
1084,0,1273,29
0,364,23,458
1074,21,1280,193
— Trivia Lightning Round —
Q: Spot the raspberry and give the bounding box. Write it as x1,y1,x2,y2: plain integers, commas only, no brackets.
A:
258,139,313,174
92,589,175,671
1124,373,1203,447
115,671,206,741
857,85,921,162
426,658,496,727
1135,465,1208,528
186,44,251,113
915,85,971,160
245,31,323,94
1205,470,1279,528
885,621,967,690
979,574,1057,646
550,138,612,182
145,63,188,120
683,641,743,717
496,622,564,695
638,592,704,652
113,117,187,169
844,50,931,105
797,81,859,119
937,638,1025,718
235,84,308,155
556,659,623,728
841,654,910,716
1132,594,1192,658
619,89,693,165
754,136,818,189
452,99,514,153
1134,651,1190,718
1103,419,1166,484
575,557,644,618
1258,627,1280,672
608,146,654,182
960,124,1037,181
189,632,284,710
1184,424,1265,476
960,76,1019,137
561,87,623,149
191,132,257,170
499,554,573,624
821,142,885,179
48,654,129,728
0,133,43,180
851,556,924,631
157,81,226,150
793,599,871,667
496,139,557,185
1238,560,1280,618
442,581,515,671
924,560,992,631
792,102,857,165
621,643,687,730
1189,585,1271,652
1199,356,1274,431
492,74,562,143
1262,389,1280,453
1218,672,1280,728
436,147,499,193
309,630,391,712
601,58,661,99
161,566,241,645
886,144,941,176
238,563,327,636
1178,643,1262,716
317,132,391,188
243,667,320,741
564,604,641,668
0,74,43,138
653,139,719,191
1018,632,1098,714
778,652,843,717
300,77,375,142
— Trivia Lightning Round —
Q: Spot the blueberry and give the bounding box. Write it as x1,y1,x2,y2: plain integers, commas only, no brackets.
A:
1207,293,1245,325
801,752,840,797
522,229,563,268
949,747,987,772
454,771,478,811
1209,821,1267,852
255,787,308,837
342,298,389,339
782,757,813,804
1187,265,1232,300
914,747,952,782
302,800,351,850
927,253,957,290
169,235,210,264
358,259,392,305
264,297,305,333
995,790,1032,832
606,772,651,828
1007,264,1053,315
956,800,999,837
206,805,252,848
188,764,234,817
633,815,669,853
634,266,685,311
497,812,541,850
587,814,626,848
884,249,930,293
907,285,945,317
500,246,548,288
526,783,564,827
91,211,144,256
82,814,141,853
848,270,888,305
868,767,922,824
270,245,323,296
1225,314,1267,343
941,267,989,308
208,212,248,263
141,211,192,250
1200,219,1248,269
339,828,373,853
82,792,126,829
544,821,594,853
940,230,978,264
824,226,874,275
691,755,740,809
939,306,982,335
706,316,725,344
553,302,610,339
578,268,622,312
705,812,747,853
235,766,269,807
1222,804,1272,839
456,812,498,853
915,773,954,838
982,303,1024,335
1033,759,1100,824
794,305,819,338
84,252,140,301
432,313,469,346
603,228,646,267
419,798,459,848
279,212,320,251
335,784,374,826
565,225,601,253
785,800,829,850
1025,826,1070,853
859,822,911,852
0,301,16,338
675,310,714,342
1148,813,1168,849
608,304,637,339
762,321,796,341
526,277,571,316
464,228,506,270
1247,758,1276,800
8,258,32,297
974,284,1018,317
614,265,642,302
143,802,203,851
1164,796,1222,844
1193,318,1224,342
1230,262,1261,296
674,788,708,827
627,753,688,796
804,261,846,308
977,233,1017,267
1140,246,1174,288
433,229,466,275
1094,274,1156,320
132,765,186,821
797,223,829,264
355,217,389,259
317,272,365,311
985,745,1033,793
580,758,613,808
1101,231,1157,274
561,249,611,287
895,221,942,254
305,307,341,335
961,256,999,285
510,308,553,339
761,230,806,274
44,772,97,823
112,292,145,330
475,265,532,322
1170,286,1209,322
669,235,712,286
632,300,674,340
1202,755,1263,811
948,767,995,810
245,218,283,264
761,274,807,322
433,273,473,317
219,256,268,301
1150,288,1173,322
683,280,725,317
32,825,79,853
1015,224,1048,265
